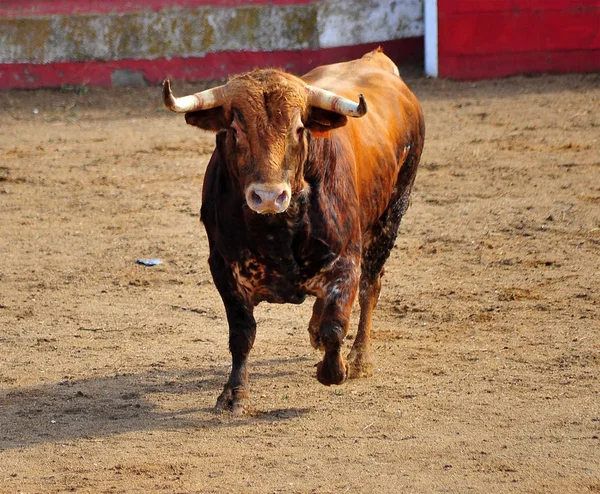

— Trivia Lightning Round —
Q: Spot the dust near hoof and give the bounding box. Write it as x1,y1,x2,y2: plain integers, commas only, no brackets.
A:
215,387,254,417
347,359,374,379
347,351,374,379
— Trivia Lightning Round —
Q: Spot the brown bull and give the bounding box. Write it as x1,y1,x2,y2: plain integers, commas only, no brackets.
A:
163,48,425,414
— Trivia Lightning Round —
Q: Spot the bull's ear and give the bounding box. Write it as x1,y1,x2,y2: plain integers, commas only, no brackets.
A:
185,108,227,132
306,108,348,137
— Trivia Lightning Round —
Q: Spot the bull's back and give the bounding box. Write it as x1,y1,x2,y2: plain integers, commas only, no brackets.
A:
303,49,424,231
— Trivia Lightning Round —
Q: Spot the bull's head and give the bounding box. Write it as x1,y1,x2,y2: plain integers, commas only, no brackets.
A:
163,71,366,214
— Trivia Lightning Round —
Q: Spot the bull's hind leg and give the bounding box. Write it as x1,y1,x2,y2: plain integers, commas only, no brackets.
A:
347,267,381,378
348,195,409,379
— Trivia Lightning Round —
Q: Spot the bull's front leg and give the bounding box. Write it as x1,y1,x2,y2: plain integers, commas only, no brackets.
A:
315,257,359,386
209,253,256,416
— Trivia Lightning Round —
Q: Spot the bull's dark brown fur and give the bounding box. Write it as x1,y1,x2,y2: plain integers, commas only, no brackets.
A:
185,49,424,414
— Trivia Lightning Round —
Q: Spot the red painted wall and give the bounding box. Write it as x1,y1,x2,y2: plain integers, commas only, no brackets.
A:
437,0,600,79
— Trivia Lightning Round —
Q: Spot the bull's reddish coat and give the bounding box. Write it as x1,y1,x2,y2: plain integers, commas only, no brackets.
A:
170,49,424,414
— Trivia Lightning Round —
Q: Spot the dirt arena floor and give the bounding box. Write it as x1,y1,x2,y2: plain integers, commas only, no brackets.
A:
1,69,598,493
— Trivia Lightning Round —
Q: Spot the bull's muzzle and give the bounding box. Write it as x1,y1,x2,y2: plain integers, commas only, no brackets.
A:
245,183,291,214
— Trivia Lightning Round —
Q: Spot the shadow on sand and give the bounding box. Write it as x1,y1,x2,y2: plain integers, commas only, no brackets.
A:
0,357,314,451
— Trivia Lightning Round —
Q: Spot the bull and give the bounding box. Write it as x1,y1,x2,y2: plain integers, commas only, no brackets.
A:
163,48,425,415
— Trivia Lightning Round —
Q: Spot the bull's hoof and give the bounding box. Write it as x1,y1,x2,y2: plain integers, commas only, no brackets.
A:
316,352,348,386
347,349,374,379
216,386,253,416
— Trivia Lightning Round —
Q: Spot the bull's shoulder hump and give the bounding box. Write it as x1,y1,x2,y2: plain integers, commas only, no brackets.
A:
304,65,404,98
302,49,398,80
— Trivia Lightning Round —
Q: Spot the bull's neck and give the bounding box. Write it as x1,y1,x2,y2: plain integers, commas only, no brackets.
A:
304,134,340,185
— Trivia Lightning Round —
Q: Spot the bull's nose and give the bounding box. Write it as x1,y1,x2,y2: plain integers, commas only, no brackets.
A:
246,183,291,214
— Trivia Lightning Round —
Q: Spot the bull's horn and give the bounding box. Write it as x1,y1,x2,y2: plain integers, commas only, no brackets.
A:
162,79,227,113
305,85,367,118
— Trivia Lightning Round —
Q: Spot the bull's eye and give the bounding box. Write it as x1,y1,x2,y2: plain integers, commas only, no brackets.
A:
230,126,239,145
230,117,243,143
296,126,304,136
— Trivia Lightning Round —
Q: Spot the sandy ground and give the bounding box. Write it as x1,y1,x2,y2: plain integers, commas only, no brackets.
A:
0,70,599,493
